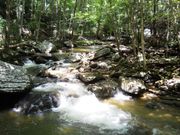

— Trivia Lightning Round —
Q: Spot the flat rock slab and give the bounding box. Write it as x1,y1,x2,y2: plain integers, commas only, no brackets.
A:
0,60,31,93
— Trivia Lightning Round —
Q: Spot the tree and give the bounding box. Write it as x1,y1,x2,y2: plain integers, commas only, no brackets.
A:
140,0,146,69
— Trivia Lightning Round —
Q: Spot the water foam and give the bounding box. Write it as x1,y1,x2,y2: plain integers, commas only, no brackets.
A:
51,82,131,130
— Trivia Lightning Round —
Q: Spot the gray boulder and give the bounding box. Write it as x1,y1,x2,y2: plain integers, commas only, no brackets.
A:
0,60,32,109
92,47,115,61
164,78,180,91
23,62,48,77
119,77,147,96
0,60,31,93
36,40,56,54
156,78,180,96
87,79,118,99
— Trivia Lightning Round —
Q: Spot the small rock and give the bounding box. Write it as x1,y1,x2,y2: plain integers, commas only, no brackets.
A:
77,73,105,84
145,101,163,109
144,72,161,84
90,63,98,69
64,40,74,48
112,53,120,62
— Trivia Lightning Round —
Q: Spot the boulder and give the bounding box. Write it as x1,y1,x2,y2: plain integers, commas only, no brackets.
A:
92,47,115,61
144,72,161,84
155,78,180,96
77,73,105,84
164,78,180,91
23,62,48,77
0,60,31,93
119,77,147,97
14,91,60,114
0,60,32,109
87,79,118,99
36,40,56,54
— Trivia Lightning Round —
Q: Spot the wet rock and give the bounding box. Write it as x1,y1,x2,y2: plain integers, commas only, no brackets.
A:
92,47,115,61
89,63,98,69
145,101,163,109
119,45,132,53
172,68,180,77
110,70,122,78
89,61,110,71
36,40,56,54
14,92,60,115
112,53,120,62
35,56,48,64
64,40,74,48
87,79,118,99
32,77,57,87
77,73,105,84
97,62,109,69
71,53,84,63
143,72,161,84
165,78,180,91
0,60,32,109
159,96,180,107
103,36,116,41
119,77,147,97
0,60,31,93
23,62,48,77
155,78,180,96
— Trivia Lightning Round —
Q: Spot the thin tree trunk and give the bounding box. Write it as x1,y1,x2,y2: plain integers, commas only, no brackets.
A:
36,0,44,41
140,0,146,69
71,0,78,40
5,0,11,48
130,0,137,56
152,0,158,36
96,0,103,39
18,0,25,42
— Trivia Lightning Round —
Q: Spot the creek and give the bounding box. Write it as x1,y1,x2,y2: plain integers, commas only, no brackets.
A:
0,45,179,135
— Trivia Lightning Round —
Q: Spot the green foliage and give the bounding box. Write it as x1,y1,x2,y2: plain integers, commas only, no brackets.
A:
0,17,5,33
1,0,179,45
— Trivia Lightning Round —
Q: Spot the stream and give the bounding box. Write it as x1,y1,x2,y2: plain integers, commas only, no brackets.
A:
0,45,180,135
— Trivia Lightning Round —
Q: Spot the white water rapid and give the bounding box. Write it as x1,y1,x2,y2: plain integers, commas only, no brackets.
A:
25,54,132,132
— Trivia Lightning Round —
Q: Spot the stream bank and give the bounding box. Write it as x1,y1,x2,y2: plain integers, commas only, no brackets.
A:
0,39,180,135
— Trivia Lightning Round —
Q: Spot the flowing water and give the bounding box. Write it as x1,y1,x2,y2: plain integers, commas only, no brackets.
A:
0,45,180,135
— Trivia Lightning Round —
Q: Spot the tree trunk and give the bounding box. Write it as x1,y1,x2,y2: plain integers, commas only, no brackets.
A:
5,0,11,47
152,0,158,36
140,0,146,69
130,0,137,56
71,0,78,40
36,0,44,41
